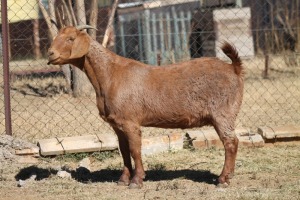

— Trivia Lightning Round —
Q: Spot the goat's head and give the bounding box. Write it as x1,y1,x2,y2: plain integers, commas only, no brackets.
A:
47,26,95,65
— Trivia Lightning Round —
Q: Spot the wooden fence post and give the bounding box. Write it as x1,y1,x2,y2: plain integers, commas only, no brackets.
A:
143,9,152,64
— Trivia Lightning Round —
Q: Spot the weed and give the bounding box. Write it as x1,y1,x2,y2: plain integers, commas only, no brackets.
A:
55,152,90,162
148,163,167,171
91,150,119,162
54,150,118,162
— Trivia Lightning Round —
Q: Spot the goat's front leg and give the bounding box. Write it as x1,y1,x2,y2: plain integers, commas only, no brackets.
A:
113,122,145,189
113,128,132,186
121,123,145,189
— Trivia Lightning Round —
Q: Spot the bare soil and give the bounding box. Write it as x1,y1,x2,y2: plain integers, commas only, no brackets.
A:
0,143,299,200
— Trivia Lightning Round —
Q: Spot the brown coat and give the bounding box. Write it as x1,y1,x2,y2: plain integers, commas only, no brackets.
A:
48,26,244,188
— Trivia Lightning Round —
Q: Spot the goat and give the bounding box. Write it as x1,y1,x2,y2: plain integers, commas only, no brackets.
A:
48,26,244,189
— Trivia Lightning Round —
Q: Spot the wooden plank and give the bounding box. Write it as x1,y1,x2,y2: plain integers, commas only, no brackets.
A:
38,134,118,156
166,12,172,51
137,16,144,61
258,125,300,140
159,12,165,61
172,6,180,62
15,147,40,156
119,22,126,56
143,9,152,64
179,11,188,60
164,12,173,64
151,13,158,65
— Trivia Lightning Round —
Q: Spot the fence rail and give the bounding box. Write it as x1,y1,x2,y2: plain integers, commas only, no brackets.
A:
1,0,300,142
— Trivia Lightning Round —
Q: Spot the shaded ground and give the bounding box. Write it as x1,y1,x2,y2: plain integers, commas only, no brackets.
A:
0,143,299,200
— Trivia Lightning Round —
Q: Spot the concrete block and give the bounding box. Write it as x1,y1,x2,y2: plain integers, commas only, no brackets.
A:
141,132,183,155
38,134,118,156
258,125,300,140
235,127,252,136
187,128,264,149
187,129,223,149
237,134,264,147
15,147,40,157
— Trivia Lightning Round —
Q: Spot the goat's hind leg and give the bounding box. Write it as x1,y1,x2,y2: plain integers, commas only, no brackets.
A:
114,128,133,186
213,117,239,187
219,133,238,187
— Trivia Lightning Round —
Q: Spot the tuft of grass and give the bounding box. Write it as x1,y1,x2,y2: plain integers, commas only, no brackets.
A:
54,150,119,162
91,150,119,162
55,152,90,162
147,163,167,171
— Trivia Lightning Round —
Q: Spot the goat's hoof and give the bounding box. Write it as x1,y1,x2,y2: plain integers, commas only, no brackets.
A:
217,182,229,188
228,172,234,179
117,180,130,186
128,182,142,189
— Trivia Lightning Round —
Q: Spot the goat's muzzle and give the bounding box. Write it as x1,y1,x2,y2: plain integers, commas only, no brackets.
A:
47,48,58,65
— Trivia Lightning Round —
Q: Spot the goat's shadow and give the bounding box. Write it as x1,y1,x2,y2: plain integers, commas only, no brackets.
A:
15,165,218,185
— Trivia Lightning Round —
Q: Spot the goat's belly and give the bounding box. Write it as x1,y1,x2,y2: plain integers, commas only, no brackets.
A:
141,115,211,129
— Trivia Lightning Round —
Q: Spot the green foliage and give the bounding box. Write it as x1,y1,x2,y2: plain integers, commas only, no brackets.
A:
55,150,119,162
91,150,119,162
55,152,90,162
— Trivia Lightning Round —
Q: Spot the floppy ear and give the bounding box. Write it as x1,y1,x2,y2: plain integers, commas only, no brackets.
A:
69,32,90,59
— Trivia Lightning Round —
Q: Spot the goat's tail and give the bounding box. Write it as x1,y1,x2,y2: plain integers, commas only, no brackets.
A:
221,42,244,76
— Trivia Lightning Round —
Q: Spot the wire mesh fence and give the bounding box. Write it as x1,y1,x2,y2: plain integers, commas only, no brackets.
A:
1,0,300,142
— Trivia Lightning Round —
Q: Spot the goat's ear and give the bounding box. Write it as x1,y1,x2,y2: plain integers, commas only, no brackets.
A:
69,32,90,59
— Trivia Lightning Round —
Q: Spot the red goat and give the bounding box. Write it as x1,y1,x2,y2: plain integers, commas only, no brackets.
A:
48,26,244,189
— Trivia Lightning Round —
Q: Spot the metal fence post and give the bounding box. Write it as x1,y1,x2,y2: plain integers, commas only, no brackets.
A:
1,0,12,136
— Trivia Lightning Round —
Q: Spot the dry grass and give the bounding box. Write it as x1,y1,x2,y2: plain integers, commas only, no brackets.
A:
0,144,299,200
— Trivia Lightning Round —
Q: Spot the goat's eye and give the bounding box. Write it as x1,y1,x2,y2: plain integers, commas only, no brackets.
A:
67,37,75,42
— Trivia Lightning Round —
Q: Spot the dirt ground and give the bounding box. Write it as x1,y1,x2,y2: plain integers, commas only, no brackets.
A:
0,137,299,200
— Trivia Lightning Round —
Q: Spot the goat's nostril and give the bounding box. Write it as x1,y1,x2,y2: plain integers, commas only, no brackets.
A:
48,49,54,56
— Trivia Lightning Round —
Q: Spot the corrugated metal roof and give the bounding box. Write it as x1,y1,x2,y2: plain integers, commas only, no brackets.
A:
118,0,199,10
118,2,144,8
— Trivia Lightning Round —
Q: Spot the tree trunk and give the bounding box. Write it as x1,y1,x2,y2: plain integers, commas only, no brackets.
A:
72,0,94,97
296,0,300,52
50,0,72,88
48,0,58,35
32,19,42,59
102,0,118,48
88,0,98,40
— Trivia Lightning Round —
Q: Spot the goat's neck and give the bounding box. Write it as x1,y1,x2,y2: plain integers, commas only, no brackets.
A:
82,40,114,97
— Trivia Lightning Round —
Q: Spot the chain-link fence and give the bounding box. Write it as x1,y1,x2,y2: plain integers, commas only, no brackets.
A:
1,0,300,142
